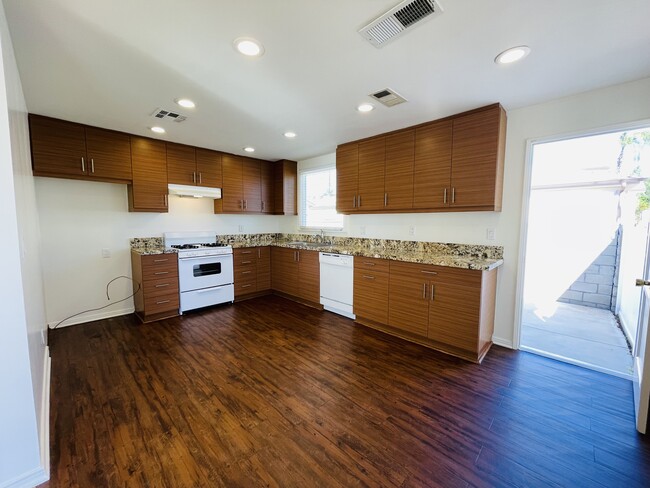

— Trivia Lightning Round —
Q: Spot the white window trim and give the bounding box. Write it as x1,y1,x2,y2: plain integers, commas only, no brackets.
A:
298,164,346,232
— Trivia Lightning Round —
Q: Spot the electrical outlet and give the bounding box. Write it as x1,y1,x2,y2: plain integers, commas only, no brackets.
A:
238,224,244,233
101,248,111,258
360,225,366,236
486,228,496,241
408,225,416,236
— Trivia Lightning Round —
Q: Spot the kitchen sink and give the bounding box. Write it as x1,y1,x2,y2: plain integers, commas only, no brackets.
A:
286,241,324,248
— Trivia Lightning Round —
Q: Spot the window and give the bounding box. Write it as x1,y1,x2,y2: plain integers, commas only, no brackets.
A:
299,166,344,230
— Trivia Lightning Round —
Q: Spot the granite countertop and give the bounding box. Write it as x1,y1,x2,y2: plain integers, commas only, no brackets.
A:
270,240,503,271
131,247,178,256
130,237,178,256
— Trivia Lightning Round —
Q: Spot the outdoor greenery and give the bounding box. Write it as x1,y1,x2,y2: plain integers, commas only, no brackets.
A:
617,130,650,220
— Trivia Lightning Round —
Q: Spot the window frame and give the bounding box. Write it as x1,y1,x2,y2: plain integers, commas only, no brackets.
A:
298,164,345,232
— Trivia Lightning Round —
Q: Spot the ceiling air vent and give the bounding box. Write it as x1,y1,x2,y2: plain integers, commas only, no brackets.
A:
359,0,444,48
151,108,187,123
370,88,408,107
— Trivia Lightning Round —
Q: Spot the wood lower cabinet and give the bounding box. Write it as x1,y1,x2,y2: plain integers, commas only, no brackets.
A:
234,246,272,299
353,257,390,325
128,137,168,212
29,114,132,183
271,247,320,306
353,259,497,363
131,252,179,322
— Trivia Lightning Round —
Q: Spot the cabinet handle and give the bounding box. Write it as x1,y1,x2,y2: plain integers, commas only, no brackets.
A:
363,262,375,266
384,193,388,207
452,187,455,204
358,195,362,207
156,299,170,305
420,270,438,275
297,251,300,262
154,271,169,275
244,200,247,210
430,284,435,301
193,171,196,184
241,271,252,275
239,200,242,209
363,275,375,280
261,201,265,211
444,188,447,204
422,283,427,299
199,172,202,184
241,251,253,254
81,157,85,172
258,248,261,259
241,260,252,264
241,284,253,288
164,194,168,207
91,159,95,174
353,196,356,208
155,283,170,288
153,259,168,263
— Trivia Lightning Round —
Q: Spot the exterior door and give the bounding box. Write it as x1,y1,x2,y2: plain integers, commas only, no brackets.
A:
633,222,650,433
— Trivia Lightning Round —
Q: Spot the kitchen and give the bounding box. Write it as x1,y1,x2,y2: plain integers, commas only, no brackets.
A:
2,1,650,487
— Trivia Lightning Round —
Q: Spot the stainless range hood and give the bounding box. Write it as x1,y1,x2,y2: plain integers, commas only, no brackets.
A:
168,184,222,199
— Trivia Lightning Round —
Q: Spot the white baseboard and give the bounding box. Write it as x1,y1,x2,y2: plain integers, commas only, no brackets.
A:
492,336,514,349
48,306,134,329
0,467,48,488
40,348,51,480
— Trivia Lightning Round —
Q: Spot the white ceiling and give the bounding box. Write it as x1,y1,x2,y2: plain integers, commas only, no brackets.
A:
3,0,650,161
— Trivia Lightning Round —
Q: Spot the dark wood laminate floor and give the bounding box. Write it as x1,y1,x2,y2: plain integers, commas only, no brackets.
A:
42,295,650,488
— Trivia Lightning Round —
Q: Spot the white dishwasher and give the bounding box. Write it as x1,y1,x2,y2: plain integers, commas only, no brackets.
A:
319,252,355,319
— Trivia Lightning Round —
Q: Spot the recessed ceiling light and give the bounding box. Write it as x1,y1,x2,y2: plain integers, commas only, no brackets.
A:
150,126,166,134
175,98,195,109
244,147,255,153
357,103,375,113
284,131,297,139
494,45,531,65
234,37,264,57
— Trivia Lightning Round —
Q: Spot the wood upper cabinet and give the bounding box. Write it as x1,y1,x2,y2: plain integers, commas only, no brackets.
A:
336,143,359,213
336,103,506,214
354,257,390,324
128,137,168,212
243,157,262,212
273,160,297,215
166,143,196,185
271,247,299,296
384,130,414,210
29,114,132,183
413,120,453,209
260,161,274,214
357,137,386,210
221,154,244,212
167,143,223,188
196,149,222,188
450,104,506,210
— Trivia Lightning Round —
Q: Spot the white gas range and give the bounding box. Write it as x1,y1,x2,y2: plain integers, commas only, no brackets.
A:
163,232,234,313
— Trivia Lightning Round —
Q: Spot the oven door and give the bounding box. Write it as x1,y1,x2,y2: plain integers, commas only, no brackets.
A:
178,254,234,292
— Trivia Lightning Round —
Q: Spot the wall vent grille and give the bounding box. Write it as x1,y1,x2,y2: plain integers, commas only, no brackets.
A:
370,88,408,107
359,0,444,48
151,108,187,123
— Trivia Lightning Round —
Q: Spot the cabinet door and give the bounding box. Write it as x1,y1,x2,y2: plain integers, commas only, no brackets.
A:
243,158,262,213
221,154,243,212
413,120,452,209
336,143,358,213
166,142,196,186
29,114,87,177
257,246,271,291
260,161,274,214
357,137,386,210
297,250,320,303
196,148,222,188
273,160,297,215
85,127,132,182
129,137,168,212
428,283,481,353
354,270,389,324
384,130,414,210
451,105,505,209
271,247,298,296
388,262,429,337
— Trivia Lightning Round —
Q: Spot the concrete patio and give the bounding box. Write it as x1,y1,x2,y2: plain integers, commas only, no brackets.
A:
521,301,634,378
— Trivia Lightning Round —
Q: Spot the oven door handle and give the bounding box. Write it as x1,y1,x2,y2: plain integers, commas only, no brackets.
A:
194,287,222,294
179,255,231,261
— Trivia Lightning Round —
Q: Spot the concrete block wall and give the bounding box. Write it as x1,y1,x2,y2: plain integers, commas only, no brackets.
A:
558,228,621,311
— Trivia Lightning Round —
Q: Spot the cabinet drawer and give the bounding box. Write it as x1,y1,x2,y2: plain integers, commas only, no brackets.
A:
142,277,179,298
354,256,390,274
389,260,481,286
144,292,179,314
235,269,256,283
141,254,177,267
235,280,257,296
141,260,178,281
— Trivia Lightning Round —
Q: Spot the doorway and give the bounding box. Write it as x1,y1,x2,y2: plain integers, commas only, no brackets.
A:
519,127,650,379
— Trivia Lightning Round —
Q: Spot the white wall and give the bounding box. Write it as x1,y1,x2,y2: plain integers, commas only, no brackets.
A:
0,0,47,485
35,178,282,327
286,77,650,346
